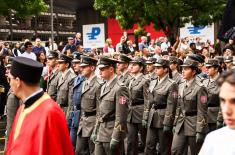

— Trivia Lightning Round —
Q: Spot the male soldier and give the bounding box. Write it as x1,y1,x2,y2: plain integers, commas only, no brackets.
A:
171,58,208,155
92,57,129,155
69,52,85,149
4,58,20,145
47,51,60,101
56,54,76,119
203,59,221,132
75,55,102,155
117,54,133,87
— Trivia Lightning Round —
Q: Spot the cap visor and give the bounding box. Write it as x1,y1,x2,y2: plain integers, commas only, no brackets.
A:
224,60,232,63
154,63,163,67
98,64,109,69
72,59,80,63
56,59,66,62
205,64,212,67
145,61,153,64
79,63,89,67
47,56,55,59
181,64,190,67
5,64,12,68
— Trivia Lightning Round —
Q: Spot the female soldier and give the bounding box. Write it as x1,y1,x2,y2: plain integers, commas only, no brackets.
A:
169,56,182,84
144,58,178,155
203,59,221,132
171,58,208,155
126,57,148,155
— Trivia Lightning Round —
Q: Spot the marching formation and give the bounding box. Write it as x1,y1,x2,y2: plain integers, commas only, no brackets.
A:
0,34,234,155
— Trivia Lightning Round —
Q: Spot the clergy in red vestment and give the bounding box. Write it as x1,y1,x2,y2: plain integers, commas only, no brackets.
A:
6,57,74,155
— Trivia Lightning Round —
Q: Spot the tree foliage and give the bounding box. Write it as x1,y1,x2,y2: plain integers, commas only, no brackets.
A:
0,0,48,17
94,0,227,38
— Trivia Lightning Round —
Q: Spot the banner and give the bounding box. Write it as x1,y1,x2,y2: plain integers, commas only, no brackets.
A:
180,23,214,44
83,23,105,49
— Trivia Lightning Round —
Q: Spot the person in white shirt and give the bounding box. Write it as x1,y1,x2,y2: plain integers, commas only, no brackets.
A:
21,41,36,60
160,37,170,52
199,69,235,155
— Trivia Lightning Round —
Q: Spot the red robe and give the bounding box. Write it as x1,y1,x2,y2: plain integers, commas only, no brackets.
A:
6,94,74,155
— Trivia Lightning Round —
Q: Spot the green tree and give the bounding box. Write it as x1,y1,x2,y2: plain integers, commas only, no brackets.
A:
94,0,226,40
0,0,48,17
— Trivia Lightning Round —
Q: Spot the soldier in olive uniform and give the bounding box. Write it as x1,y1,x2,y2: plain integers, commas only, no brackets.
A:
56,54,76,119
214,56,226,73
224,56,233,71
126,57,148,155
75,55,103,155
47,51,60,101
143,58,178,155
171,58,208,155
117,54,133,87
203,59,221,132
92,57,129,155
169,56,182,84
145,57,157,80
187,54,207,82
169,56,183,134
5,60,20,144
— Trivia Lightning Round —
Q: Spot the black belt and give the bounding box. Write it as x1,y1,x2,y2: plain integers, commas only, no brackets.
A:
100,116,115,122
60,103,68,107
185,111,197,116
83,111,96,117
131,102,144,106
208,104,219,108
154,104,167,110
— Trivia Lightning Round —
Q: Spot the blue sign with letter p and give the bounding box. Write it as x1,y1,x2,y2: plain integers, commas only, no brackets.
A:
187,26,205,34
86,27,101,40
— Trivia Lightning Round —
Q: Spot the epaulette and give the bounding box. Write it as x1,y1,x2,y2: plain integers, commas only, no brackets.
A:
117,80,125,87
168,78,175,84
143,74,149,81
195,79,204,87
202,78,209,87
196,75,205,83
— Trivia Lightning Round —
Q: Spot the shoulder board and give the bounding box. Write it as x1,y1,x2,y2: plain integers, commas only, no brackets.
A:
202,78,209,85
168,78,175,83
117,80,125,87
142,75,149,80
195,79,204,87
